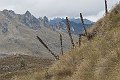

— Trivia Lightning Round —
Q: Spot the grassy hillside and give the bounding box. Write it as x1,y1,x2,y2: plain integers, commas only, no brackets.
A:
44,3,120,80
1,2,120,80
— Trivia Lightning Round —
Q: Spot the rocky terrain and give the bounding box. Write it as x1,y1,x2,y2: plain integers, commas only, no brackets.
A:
0,55,54,80
0,9,79,59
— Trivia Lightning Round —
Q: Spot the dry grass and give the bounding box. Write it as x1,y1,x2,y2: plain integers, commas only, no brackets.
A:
0,55,54,80
36,3,120,80
44,27,120,80
1,2,120,80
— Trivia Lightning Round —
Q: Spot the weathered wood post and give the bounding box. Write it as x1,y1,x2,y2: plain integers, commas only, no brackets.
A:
36,36,59,60
80,13,87,36
105,0,108,15
60,34,63,55
66,17,75,48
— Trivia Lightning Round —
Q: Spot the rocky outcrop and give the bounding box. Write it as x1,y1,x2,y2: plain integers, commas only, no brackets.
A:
19,11,41,29
0,9,78,58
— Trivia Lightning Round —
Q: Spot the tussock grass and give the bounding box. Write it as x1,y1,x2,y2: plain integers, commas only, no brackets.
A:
45,27,120,80
38,3,120,80
3,2,120,80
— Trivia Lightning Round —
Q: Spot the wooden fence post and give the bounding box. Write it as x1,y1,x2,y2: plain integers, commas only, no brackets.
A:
36,36,59,60
80,13,87,36
60,34,63,55
105,0,108,15
66,17,75,48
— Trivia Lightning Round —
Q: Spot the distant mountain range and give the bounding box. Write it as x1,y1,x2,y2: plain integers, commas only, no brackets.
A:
0,9,93,58
0,9,79,58
49,18,94,34
1,9,94,35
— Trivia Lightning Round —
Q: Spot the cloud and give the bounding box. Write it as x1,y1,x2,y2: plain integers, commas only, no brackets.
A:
84,10,105,22
0,0,119,21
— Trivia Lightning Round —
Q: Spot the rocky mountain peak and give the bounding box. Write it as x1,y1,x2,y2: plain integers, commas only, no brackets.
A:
24,10,31,17
2,9,16,19
2,9,15,15
19,10,41,29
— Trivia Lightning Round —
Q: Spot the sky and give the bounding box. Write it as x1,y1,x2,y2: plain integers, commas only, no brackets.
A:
0,0,119,22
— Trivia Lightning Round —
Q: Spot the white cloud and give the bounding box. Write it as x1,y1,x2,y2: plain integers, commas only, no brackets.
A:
85,10,105,22
0,0,119,21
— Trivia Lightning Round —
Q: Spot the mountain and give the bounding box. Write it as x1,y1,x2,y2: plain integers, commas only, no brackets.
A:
0,9,78,59
49,17,94,35
4,3,120,80
1,2,120,80
19,11,41,29
0,10,93,35
70,18,93,24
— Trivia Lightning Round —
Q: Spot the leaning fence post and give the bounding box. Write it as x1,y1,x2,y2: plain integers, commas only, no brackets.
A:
36,36,59,60
105,0,108,15
66,17,75,48
80,13,87,36
60,34,63,55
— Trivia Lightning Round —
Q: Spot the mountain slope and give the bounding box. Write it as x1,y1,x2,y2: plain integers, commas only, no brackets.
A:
44,3,120,80
0,10,78,59
2,3,120,80
14,3,120,80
